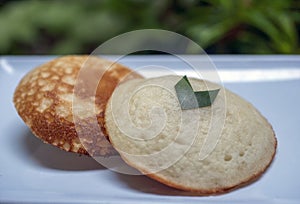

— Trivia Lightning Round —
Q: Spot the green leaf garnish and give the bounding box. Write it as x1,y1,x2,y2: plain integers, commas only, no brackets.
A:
175,76,220,110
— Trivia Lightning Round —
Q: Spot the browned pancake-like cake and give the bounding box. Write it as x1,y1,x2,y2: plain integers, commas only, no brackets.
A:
13,55,143,156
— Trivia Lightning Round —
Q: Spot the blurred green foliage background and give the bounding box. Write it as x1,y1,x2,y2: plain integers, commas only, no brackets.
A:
0,0,299,54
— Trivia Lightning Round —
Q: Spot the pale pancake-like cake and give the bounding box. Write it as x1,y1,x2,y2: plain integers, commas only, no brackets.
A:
13,55,143,156
105,75,277,194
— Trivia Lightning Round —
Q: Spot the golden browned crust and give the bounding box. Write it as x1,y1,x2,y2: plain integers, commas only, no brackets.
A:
13,55,143,156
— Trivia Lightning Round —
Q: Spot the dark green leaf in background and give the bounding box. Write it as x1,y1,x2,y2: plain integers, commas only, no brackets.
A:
0,0,299,54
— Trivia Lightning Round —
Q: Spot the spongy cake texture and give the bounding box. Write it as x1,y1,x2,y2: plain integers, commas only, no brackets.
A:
14,55,142,156
105,75,277,194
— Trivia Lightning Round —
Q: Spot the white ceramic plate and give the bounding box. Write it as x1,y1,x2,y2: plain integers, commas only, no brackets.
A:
1,55,299,203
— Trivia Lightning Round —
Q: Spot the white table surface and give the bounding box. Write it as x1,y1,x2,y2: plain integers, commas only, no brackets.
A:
0,55,299,203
